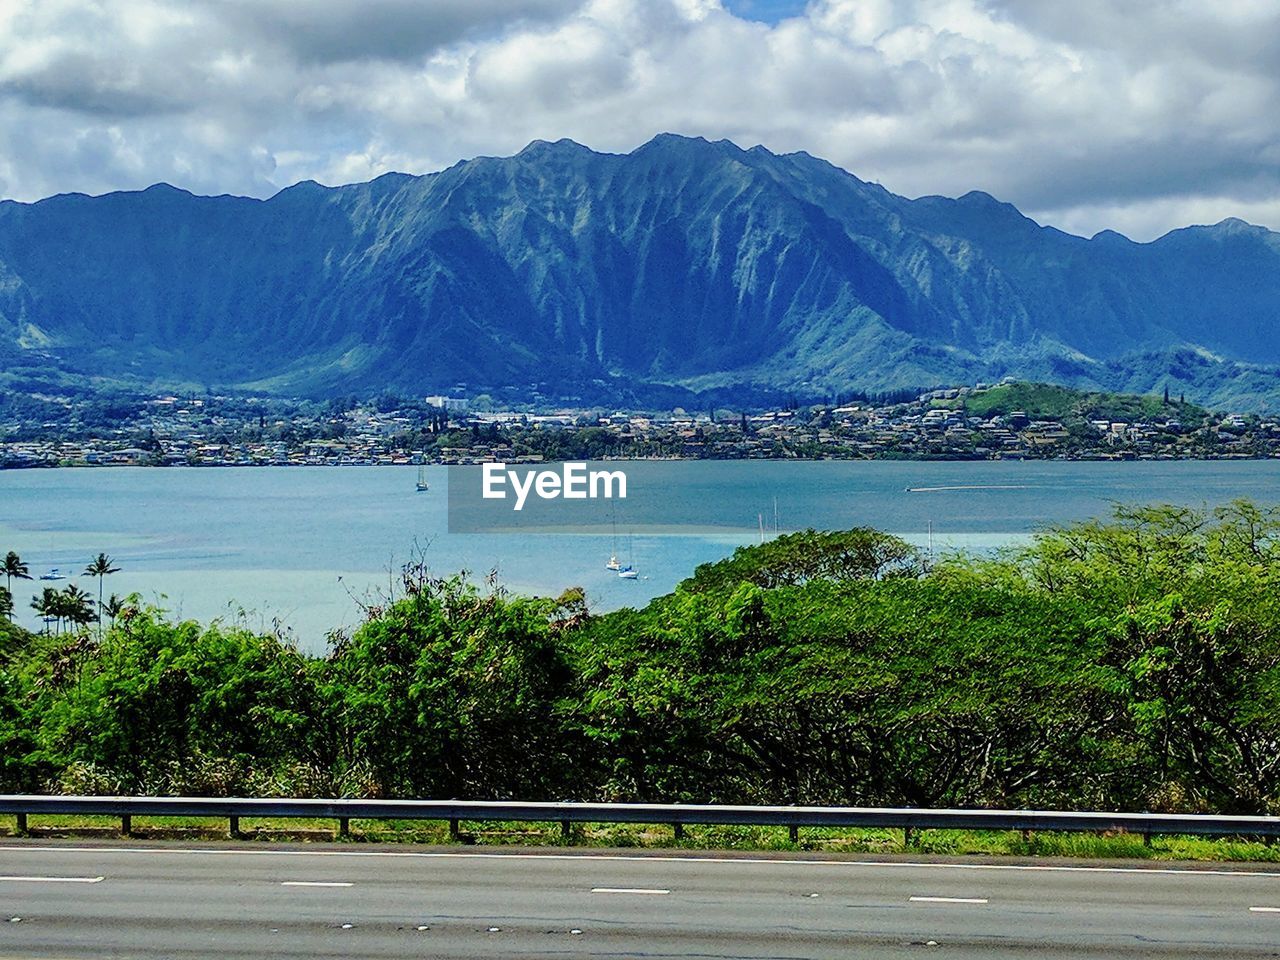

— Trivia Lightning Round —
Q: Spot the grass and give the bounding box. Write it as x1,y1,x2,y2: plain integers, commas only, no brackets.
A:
5,814,1280,863
944,382,1208,424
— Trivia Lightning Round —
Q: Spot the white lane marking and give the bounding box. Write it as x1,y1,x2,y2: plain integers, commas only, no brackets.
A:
591,887,670,895
0,875,104,884
1250,906,1280,913
280,881,353,888
7,845,1280,880
910,896,988,904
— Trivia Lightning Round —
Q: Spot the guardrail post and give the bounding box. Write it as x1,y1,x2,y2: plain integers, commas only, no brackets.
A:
229,815,240,838
15,812,27,835
449,818,460,842
788,824,799,843
1021,829,1031,843
121,814,132,837
560,819,572,843
673,822,684,841
1143,831,1152,847
903,826,914,847
338,817,349,839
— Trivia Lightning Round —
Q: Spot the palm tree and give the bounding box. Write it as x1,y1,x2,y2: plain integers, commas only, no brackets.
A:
60,585,95,635
103,593,124,632
0,586,12,622
31,587,59,635
3,552,32,619
83,553,120,638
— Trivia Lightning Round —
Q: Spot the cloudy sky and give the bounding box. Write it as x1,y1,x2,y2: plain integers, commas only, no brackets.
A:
1,0,1277,240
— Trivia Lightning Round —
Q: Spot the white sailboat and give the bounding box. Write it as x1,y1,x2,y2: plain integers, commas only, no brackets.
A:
415,465,430,492
606,511,621,570
757,497,781,544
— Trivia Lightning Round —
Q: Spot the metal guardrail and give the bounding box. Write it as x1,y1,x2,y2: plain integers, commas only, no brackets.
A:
2,795,1278,843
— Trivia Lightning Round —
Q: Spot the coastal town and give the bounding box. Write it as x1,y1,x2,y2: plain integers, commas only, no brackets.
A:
2,380,1278,468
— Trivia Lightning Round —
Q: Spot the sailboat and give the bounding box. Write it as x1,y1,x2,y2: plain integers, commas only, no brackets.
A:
606,509,621,570
617,529,639,579
755,497,782,544
415,465,430,492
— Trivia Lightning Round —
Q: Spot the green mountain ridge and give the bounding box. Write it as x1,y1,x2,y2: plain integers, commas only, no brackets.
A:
2,134,1280,409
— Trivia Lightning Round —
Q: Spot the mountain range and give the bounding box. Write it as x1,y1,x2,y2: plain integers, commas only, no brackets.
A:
3,133,1280,409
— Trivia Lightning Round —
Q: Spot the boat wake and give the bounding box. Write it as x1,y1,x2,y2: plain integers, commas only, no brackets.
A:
905,484,1035,493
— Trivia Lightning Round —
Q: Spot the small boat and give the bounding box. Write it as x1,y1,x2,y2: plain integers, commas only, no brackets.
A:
415,465,430,492
606,511,622,570
39,568,66,581
617,525,639,578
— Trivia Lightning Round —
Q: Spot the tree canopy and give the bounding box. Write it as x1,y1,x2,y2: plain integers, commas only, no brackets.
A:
3,501,1280,815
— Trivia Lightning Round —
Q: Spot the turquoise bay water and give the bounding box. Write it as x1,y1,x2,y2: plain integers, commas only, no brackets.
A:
2,460,1278,652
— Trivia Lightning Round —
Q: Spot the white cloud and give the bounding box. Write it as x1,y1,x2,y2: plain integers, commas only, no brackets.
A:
0,0,1276,240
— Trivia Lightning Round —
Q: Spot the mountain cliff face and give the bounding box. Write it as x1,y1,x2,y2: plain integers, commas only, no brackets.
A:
2,134,1279,407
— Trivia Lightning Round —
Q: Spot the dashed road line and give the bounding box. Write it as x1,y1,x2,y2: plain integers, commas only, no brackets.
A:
7,844,1280,880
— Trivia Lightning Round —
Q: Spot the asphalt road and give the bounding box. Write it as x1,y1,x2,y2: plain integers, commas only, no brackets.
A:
3,841,1280,958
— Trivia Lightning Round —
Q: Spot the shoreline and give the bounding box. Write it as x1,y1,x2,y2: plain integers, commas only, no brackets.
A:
5,451,1280,470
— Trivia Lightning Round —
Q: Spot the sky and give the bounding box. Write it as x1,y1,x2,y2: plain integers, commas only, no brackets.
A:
0,0,1277,241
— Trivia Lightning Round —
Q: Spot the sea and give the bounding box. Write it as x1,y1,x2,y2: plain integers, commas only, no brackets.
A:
3,460,1278,653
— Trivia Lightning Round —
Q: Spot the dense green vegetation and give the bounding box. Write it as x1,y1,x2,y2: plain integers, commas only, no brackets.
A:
4,504,1280,818
953,381,1207,424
